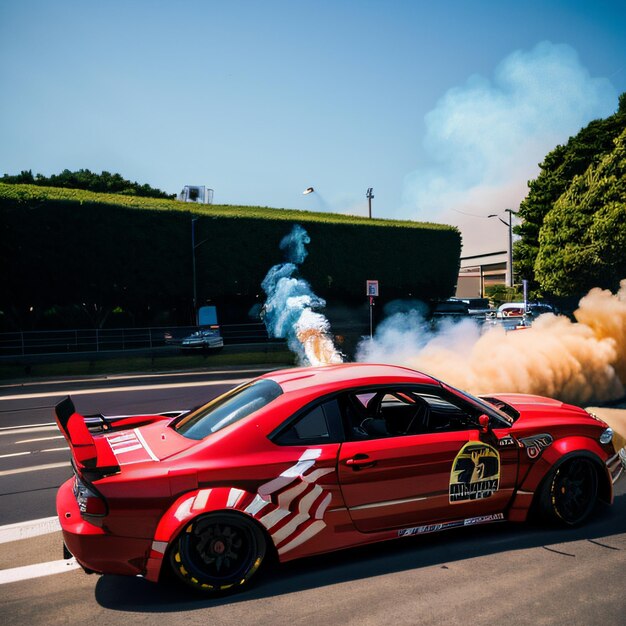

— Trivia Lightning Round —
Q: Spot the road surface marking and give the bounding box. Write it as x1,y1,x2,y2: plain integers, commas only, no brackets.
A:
0,378,249,402
0,516,61,544
0,559,79,584
0,451,31,460
16,435,64,444
0,462,69,477
0,426,57,437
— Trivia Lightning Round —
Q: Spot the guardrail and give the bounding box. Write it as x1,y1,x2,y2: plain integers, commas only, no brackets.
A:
0,324,271,357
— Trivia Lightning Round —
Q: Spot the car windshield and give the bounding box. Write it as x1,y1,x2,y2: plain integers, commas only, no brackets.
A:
174,379,282,440
442,382,514,425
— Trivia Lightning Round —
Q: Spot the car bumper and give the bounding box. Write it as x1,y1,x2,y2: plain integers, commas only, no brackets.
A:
57,478,151,577
607,447,626,485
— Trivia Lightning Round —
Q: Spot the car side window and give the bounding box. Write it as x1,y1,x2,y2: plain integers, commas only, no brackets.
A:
274,399,343,445
342,386,477,440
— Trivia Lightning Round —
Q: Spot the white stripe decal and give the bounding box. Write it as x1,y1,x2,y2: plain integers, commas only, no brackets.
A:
303,467,334,483
270,513,309,545
108,432,137,442
298,484,323,516
259,507,291,530
227,488,245,508
134,428,159,462
314,493,332,519
151,540,168,555
277,520,326,555
192,489,212,510
0,559,80,585
276,481,309,509
174,496,195,521
245,494,271,516
0,516,61,545
110,444,143,455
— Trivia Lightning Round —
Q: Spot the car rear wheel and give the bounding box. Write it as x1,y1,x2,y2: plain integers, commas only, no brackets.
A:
539,457,598,526
169,512,267,594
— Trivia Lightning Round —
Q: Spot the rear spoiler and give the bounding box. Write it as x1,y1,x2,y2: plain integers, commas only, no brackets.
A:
55,397,120,478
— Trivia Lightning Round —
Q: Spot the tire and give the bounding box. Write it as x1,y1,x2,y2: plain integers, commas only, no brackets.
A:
538,457,598,526
169,512,267,594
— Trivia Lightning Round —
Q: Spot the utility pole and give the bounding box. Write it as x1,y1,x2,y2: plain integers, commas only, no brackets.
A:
366,187,374,219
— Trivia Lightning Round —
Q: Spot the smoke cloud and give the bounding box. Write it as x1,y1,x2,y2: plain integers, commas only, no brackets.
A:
357,280,626,407
261,225,343,366
401,41,616,254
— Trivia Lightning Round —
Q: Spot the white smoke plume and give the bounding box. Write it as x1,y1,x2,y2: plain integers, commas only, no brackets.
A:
261,225,343,367
401,41,617,254
357,280,626,407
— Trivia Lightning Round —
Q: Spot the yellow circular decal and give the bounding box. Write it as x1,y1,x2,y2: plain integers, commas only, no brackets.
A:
449,442,500,503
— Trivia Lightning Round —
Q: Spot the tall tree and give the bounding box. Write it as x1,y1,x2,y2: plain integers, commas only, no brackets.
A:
515,94,626,289
534,127,626,295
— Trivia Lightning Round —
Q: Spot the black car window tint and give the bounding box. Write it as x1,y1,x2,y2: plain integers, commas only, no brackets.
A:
275,403,332,445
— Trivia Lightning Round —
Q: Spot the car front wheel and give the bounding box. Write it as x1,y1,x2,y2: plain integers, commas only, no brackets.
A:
539,457,598,526
169,512,267,594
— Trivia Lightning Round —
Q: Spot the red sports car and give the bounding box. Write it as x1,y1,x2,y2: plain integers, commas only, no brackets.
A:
55,363,625,594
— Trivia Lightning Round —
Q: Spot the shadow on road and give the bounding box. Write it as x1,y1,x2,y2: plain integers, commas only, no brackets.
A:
94,493,625,613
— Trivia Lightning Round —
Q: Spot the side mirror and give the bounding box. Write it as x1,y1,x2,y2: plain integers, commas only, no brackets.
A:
478,414,490,434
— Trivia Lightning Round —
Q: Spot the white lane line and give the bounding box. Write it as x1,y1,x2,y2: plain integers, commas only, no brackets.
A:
0,426,58,438
0,559,80,584
0,377,249,402
0,451,31,460
16,435,65,444
0,422,55,431
0,462,69,477
0,448,67,460
0,367,269,390
0,516,61,544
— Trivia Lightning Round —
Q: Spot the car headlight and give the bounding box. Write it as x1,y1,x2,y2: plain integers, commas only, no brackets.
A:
600,427,614,445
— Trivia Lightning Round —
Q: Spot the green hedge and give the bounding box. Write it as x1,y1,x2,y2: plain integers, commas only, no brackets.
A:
0,183,461,328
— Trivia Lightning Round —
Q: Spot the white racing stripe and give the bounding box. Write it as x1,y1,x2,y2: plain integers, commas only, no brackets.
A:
0,559,80,585
0,516,61,544
0,378,249,402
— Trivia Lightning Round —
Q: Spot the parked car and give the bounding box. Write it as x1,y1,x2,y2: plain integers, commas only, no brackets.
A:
486,301,555,331
55,363,624,594
180,327,224,352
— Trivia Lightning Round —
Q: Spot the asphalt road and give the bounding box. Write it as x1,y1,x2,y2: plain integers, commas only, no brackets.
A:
0,370,624,625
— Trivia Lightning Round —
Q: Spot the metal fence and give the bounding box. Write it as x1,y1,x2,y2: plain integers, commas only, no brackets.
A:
0,323,271,357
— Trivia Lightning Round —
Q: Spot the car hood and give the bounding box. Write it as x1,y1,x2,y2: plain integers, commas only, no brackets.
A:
486,392,596,425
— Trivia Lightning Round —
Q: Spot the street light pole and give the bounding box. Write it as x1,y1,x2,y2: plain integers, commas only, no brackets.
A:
488,209,517,288
505,208,515,288
366,187,374,219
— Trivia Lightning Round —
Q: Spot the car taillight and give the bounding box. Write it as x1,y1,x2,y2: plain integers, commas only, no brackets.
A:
73,475,107,516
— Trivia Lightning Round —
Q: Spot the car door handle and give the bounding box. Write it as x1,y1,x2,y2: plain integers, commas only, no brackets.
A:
345,454,376,470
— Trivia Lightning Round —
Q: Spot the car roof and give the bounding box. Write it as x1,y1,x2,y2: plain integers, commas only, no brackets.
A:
260,363,439,394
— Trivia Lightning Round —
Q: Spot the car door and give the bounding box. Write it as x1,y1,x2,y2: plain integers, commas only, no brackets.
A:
337,386,519,533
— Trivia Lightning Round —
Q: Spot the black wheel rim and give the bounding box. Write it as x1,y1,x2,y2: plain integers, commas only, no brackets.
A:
552,458,597,524
178,517,257,586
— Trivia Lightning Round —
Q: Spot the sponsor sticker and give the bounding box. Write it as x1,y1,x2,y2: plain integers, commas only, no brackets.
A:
519,434,553,460
449,442,500,503
398,513,505,538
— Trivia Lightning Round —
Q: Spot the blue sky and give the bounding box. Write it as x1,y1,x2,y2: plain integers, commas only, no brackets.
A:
1,0,625,254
